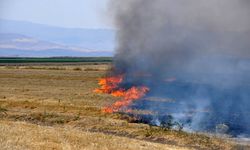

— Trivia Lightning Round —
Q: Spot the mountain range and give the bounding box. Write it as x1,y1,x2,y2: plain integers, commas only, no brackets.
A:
0,19,115,57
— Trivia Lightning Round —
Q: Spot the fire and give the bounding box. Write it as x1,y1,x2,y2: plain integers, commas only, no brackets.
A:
93,75,123,94
94,75,150,113
103,86,149,113
111,90,125,97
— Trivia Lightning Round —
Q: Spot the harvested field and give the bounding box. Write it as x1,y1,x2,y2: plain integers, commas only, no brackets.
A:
0,63,248,150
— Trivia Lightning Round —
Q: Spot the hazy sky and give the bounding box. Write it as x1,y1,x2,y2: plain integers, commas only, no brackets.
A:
0,0,110,29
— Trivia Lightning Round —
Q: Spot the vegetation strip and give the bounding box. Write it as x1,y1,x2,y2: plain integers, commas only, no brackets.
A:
0,57,112,63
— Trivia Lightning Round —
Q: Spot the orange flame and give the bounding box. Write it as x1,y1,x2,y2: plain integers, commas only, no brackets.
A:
94,75,150,113
102,86,149,113
94,75,124,95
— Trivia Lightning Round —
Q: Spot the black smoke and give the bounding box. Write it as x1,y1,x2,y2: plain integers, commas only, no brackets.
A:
109,0,250,136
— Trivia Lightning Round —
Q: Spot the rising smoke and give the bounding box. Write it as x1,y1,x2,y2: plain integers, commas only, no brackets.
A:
109,0,250,136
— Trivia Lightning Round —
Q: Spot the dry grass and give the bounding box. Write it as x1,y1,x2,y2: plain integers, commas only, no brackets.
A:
0,120,188,150
0,64,246,150
0,106,7,114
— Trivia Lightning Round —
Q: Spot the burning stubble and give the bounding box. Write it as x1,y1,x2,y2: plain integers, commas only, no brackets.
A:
97,0,250,137
94,75,149,113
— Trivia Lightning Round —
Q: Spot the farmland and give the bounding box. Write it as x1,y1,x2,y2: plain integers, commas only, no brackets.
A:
0,57,112,64
0,60,248,150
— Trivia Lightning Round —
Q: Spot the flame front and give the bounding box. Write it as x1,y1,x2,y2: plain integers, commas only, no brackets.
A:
94,75,124,95
94,75,149,113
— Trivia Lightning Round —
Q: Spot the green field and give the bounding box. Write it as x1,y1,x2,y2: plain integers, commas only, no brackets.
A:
0,57,113,63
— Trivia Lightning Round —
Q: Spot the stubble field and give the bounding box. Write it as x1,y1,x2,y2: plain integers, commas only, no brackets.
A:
0,63,248,150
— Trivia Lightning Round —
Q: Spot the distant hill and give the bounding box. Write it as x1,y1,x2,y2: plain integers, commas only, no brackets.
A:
0,33,113,57
0,19,115,56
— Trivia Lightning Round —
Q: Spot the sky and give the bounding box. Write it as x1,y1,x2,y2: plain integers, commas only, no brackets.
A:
0,0,111,29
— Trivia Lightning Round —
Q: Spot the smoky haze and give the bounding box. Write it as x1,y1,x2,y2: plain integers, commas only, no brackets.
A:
109,0,250,136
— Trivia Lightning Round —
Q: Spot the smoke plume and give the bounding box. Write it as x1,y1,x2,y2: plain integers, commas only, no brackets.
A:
109,0,250,136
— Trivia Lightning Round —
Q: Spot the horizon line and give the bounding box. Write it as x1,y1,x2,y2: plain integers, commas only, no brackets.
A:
0,18,115,30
